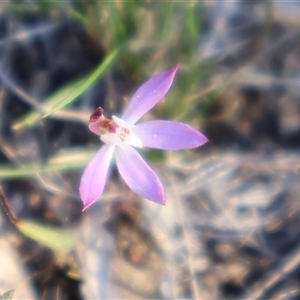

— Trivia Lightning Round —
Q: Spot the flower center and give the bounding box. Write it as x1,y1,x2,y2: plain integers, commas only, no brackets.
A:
99,118,131,142
89,107,142,148
116,127,130,141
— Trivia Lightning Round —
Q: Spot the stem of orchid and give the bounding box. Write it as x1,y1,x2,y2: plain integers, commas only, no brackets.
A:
0,185,19,225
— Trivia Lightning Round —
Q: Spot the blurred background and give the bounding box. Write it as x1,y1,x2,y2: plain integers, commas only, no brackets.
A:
1,1,300,299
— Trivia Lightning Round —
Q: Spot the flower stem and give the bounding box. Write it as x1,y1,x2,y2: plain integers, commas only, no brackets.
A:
0,185,18,225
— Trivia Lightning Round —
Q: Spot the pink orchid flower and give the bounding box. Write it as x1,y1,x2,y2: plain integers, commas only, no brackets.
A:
80,65,208,211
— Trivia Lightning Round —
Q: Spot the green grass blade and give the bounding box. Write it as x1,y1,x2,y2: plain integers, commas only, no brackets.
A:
42,48,119,117
17,220,76,252
0,147,95,179
13,48,119,130
0,290,14,300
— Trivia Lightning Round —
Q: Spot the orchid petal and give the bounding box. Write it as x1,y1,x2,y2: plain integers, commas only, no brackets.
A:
133,120,208,150
79,144,115,211
121,65,178,125
115,144,165,204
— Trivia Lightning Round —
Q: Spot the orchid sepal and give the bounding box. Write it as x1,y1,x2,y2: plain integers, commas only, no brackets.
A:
121,65,179,125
